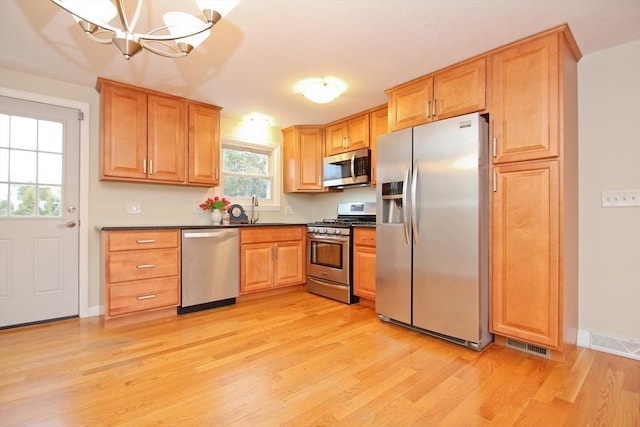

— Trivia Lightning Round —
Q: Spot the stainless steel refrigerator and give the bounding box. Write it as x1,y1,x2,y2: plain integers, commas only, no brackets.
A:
375,112,493,350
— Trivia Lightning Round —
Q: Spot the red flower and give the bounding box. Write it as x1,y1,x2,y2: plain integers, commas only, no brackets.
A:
200,196,231,212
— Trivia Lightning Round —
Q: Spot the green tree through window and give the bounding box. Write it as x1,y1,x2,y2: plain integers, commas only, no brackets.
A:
222,146,271,199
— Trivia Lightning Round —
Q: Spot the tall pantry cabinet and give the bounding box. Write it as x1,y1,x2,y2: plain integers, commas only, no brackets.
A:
489,26,581,361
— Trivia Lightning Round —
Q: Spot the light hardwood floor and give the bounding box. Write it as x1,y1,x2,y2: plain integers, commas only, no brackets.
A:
1,289,638,426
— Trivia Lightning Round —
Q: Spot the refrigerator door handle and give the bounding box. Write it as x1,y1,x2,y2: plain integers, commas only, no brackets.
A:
411,160,419,245
402,162,411,245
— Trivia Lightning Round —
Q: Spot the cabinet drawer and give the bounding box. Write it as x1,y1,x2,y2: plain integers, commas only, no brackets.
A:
108,230,179,251
107,248,179,283
108,277,179,317
240,227,303,244
354,228,376,246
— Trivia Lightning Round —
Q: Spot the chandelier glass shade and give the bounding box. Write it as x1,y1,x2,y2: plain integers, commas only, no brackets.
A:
50,0,239,60
294,77,348,104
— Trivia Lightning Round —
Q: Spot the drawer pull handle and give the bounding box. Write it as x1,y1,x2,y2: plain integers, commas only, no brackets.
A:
137,294,156,300
361,237,374,240
136,239,156,244
136,264,156,269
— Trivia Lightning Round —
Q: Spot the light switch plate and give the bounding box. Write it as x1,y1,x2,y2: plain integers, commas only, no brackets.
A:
601,189,640,207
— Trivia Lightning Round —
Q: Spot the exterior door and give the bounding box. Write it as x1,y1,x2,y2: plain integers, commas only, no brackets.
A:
0,96,80,327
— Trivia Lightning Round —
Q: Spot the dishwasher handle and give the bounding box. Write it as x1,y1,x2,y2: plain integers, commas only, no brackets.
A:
183,230,236,239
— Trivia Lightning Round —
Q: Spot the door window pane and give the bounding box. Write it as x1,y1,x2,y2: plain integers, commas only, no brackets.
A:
9,150,36,182
38,152,62,185
38,186,62,216
38,120,63,153
10,184,36,216
10,116,37,150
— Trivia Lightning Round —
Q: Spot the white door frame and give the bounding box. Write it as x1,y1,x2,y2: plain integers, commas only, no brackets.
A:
0,87,91,318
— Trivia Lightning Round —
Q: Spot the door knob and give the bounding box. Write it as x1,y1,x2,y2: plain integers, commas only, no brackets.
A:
64,221,77,228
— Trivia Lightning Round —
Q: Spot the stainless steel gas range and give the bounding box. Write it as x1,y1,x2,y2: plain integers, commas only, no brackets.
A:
306,202,376,304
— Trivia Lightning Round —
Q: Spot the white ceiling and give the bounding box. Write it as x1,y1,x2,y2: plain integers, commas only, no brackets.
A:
1,1,639,128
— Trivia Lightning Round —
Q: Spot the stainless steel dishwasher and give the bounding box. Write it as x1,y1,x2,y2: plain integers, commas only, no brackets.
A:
179,228,239,314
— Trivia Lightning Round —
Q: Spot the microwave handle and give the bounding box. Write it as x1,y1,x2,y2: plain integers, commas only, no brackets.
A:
350,153,356,181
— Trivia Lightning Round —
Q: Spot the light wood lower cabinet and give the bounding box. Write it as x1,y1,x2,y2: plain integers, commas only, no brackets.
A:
491,161,560,348
103,229,180,319
353,228,376,300
240,227,305,294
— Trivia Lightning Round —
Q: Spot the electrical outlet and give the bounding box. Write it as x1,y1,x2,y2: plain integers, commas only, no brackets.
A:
192,204,203,214
601,189,640,207
285,206,293,215
126,201,141,214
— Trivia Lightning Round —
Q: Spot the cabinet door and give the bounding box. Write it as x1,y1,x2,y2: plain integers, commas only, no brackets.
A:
188,103,221,186
491,160,560,348
274,241,305,287
148,95,186,183
240,243,274,293
387,76,433,131
369,106,388,185
325,121,348,156
346,114,370,151
298,127,324,191
434,57,486,120
100,83,147,179
283,126,324,193
491,34,559,163
354,245,376,300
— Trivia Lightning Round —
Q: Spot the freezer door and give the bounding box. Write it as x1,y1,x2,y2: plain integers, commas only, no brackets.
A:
375,128,413,324
411,113,488,342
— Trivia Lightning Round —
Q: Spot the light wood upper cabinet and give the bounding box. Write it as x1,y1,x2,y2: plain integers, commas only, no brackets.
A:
491,33,560,163
283,126,325,193
369,106,388,186
97,78,221,187
99,81,148,180
387,58,486,131
240,227,305,294
147,94,186,182
353,228,376,300
325,113,370,156
188,102,221,186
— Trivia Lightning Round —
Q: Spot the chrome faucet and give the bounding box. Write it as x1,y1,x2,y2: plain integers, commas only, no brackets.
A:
250,194,259,224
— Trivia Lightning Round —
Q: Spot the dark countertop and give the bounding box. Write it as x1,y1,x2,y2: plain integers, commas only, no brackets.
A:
96,223,308,231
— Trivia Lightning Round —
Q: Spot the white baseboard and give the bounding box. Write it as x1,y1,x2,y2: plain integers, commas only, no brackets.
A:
577,329,591,347
81,305,103,318
577,329,640,361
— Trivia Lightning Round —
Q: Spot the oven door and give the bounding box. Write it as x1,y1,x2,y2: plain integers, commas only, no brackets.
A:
307,233,350,285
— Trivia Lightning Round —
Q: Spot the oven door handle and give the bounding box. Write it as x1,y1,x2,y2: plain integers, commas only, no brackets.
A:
308,235,349,244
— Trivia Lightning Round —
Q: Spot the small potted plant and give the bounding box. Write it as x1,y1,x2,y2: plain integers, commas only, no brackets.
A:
200,196,231,225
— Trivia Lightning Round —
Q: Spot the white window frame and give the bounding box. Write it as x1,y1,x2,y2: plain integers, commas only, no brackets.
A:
218,137,281,211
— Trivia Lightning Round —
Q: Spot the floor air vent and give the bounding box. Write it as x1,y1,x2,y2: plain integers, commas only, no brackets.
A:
506,338,551,359
590,333,640,361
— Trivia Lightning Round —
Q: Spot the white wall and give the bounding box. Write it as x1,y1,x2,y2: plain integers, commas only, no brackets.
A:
577,39,640,343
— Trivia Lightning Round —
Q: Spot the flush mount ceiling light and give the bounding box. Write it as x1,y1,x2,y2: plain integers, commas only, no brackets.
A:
50,0,239,60
294,77,348,104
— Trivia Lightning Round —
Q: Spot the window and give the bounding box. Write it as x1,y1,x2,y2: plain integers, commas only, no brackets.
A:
0,113,64,217
221,140,280,208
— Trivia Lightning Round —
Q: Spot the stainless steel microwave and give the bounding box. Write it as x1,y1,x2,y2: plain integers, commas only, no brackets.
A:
323,148,371,188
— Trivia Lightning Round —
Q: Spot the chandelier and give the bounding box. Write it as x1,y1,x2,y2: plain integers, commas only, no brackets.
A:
50,0,239,60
